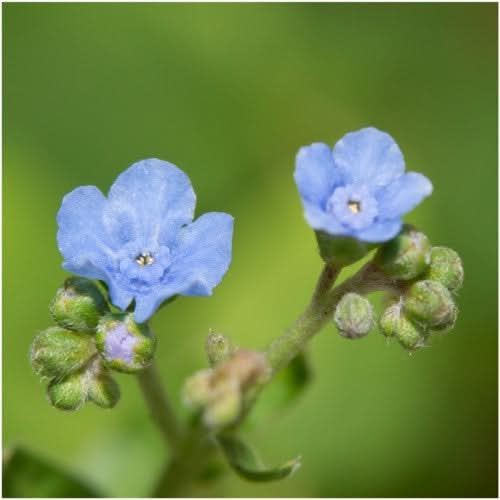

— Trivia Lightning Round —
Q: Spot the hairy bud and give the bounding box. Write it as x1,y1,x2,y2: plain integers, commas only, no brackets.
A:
183,369,213,409
334,293,373,339
375,225,431,280
46,357,120,411
206,332,234,366
50,277,108,332
404,280,456,328
88,368,120,409
203,382,242,429
95,313,156,373
183,350,270,430
425,246,464,292
47,370,87,411
379,302,427,351
31,327,95,380
214,350,270,390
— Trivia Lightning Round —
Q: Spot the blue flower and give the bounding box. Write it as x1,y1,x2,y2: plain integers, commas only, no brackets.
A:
57,159,234,323
294,127,433,243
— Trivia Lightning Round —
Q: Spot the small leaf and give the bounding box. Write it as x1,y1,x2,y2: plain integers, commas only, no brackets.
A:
284,351,312,401
3,446,102,498
217,434,301,482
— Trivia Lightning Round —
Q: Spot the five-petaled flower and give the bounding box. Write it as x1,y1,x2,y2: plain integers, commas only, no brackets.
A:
294,127,433,243
57,159,234,323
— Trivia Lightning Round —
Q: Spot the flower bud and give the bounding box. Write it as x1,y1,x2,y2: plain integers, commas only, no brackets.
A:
30,327,95,380
95,313,156,373
50,277,108,332
47,370,87,411
334,293,373,339
183,369,213,409
214,350,270,389
431,303,458,334
425,246,464,292
315,231,369,266
203,381,242,429
404,280,456,328
379,302,426,351
88,368,120,409
206,332,234,366
375,225,431,280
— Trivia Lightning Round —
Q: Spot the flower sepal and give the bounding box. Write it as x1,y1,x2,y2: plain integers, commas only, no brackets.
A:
315,230,370,266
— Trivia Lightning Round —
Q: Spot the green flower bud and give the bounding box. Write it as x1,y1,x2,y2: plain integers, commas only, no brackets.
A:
30,327,95,380
206,332,234,366
88,369,120,409
379,302,402,337
379,302,426,351
50,277,108,332
334,293,373,339
315,231,369,266
431,303,458,334
183,369,213,409
95,313,156,373
47,370,87,411
375,225,431,280
404,280,456,328
203,382,242,429
425,246,464,292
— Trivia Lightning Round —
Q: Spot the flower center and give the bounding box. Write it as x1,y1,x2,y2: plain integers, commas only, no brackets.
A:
135,252,155,266
347,200,361,214
327,185,378,231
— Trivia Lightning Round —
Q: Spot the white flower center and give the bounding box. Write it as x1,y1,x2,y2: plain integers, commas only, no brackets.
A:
347,200,361,214
135,252,155,266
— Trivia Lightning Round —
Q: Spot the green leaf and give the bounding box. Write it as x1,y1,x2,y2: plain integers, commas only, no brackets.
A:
3,446,102,498
283,351,312,402
217,434,301,482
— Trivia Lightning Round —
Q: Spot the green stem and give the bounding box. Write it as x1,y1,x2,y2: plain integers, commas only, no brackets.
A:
266,261,397,373
137,362,183,450
152,418,215,497
148,260,399,496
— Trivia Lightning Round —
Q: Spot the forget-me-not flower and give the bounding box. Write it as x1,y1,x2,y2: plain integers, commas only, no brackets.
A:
57,159,234,323
294,127,432,243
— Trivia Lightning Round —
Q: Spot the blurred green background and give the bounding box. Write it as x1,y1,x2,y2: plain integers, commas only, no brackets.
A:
3,3,497,497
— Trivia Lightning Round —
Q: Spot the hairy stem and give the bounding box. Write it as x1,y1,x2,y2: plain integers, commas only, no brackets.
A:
149,260,400,495
152,418,215,497
266,261,398,374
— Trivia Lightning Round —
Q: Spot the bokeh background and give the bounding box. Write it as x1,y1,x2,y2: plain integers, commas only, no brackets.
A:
3,3,498,498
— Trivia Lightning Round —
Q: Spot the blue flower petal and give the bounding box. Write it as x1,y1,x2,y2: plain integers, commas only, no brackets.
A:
169,212,234,295
332,127,405,188
132,212,234,323
57,186,115,279
376,172,433,219
103,159,196,248
108,282,134,311
134,293,168,324
355,219,402,243
303,203,348,236
294,143,340,208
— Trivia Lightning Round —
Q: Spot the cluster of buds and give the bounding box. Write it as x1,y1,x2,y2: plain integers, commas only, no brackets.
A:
30,277,156,411
376,226,463,351
183,333,270,430
332,226,463,352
